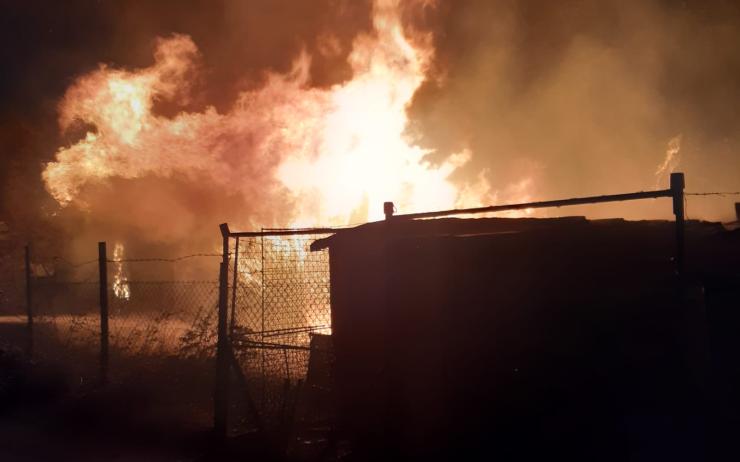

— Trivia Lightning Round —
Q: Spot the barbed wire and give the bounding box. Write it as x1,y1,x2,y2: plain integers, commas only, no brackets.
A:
686,191,740,196
108,253,222,263
9,193,740,271
52,257,98,268
684,192,740,222
0,254,86,269
30,253,223,267
121,280,218,284
684,196,690,221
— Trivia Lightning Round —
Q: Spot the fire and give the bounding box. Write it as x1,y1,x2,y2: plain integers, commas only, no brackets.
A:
112,242,131,300
655,135,682,187
42,0,495,227
277,0,465,224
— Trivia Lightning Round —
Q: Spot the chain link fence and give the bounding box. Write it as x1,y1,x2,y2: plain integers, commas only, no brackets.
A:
3,230,337,437
0,246,26,354
108,280,218,361
225,232,333,432
0,244,221,430
33,277,100,383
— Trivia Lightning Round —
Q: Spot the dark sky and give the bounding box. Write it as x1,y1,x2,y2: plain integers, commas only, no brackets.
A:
0,0,373,123
1,0,739,244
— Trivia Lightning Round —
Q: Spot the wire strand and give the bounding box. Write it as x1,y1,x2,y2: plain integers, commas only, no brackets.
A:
686,191,740,196
108,253,222,263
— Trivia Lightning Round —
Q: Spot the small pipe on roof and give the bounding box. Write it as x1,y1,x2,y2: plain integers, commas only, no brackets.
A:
384,202,395,220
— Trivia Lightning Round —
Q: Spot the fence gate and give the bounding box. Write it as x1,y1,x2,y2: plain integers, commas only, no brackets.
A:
217,226,336,434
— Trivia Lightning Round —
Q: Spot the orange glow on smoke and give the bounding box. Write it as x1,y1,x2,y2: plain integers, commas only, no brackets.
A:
42,0,508,226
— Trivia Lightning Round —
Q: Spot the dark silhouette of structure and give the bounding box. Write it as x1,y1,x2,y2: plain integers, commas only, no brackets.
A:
312,214,740,460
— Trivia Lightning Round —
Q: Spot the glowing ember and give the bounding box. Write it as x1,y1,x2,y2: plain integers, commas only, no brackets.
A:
42,0,495,227
112,242,131,300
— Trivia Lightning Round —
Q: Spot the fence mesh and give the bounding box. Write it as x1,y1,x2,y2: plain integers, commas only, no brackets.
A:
226,233,333,430
0,247,221,430
108,280,219,361
2,233,336,434
0,246,27,353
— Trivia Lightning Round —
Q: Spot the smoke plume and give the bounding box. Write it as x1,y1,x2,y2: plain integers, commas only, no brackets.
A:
2,0,739,267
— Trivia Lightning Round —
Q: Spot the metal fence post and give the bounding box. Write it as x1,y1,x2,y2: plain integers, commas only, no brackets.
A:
670,172,685,278
215,223,231,438
98,242,109,384
260,232,265,406
24,245,33,358
230,236,239,337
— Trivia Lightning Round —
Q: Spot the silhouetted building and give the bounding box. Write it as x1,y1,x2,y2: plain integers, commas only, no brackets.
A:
312,216,740,460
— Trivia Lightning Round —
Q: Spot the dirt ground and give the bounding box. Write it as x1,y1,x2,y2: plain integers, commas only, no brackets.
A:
0,348,258,462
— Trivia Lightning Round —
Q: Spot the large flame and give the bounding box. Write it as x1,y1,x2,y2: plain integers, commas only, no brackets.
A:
42,0,492,227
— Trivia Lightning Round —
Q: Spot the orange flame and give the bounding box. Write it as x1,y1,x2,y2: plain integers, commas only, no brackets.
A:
112,242,130,300
43,0,494,226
